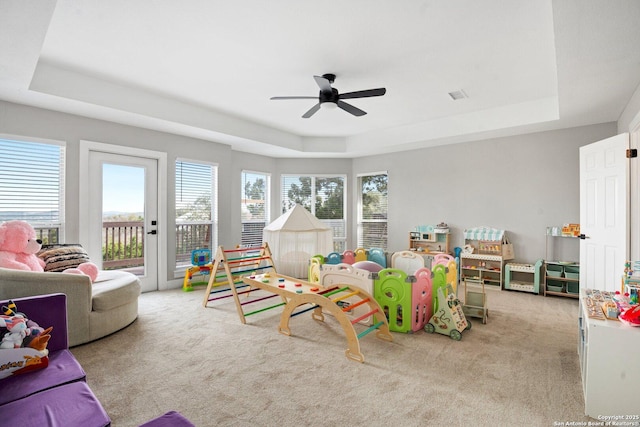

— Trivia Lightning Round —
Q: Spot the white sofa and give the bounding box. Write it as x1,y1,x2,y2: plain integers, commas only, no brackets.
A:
0,267,141,347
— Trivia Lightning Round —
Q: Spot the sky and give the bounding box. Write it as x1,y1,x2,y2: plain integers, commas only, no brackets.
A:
103,163,144,214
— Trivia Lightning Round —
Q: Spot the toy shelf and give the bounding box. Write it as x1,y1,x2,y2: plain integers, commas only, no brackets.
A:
408,231,450,254
504,260,542,294
544,227,580,298
460,227,514,291
459,255,504,291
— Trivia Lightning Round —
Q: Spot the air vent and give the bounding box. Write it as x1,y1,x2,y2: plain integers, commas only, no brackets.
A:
448,90,468,100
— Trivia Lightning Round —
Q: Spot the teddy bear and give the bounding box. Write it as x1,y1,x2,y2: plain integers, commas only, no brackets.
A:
0,220,45,271
0,220,99,282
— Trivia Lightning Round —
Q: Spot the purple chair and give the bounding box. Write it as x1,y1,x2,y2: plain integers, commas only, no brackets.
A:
0,293,110,427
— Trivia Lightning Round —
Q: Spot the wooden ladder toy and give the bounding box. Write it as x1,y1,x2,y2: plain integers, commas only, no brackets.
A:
242,273,393,363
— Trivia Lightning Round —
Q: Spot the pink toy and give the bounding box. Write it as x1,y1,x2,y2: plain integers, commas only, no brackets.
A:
352,260,383,273
0,220,45,272
0,221,99,282
62,262,99,283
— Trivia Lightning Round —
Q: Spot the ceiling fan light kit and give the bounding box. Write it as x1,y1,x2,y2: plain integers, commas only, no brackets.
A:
271,73,386,118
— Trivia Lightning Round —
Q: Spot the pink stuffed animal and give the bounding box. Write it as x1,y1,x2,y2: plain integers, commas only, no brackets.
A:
0,220,99,282
63,262,99,283
0,220,45,272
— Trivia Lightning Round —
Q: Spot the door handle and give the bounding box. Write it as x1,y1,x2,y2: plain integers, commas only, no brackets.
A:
147,230,157,235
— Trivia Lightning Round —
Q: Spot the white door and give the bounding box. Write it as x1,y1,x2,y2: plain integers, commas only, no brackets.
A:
579,133,629,292
88,152,159,292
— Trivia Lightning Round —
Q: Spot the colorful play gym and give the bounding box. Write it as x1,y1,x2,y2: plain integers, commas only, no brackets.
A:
188,218,516,363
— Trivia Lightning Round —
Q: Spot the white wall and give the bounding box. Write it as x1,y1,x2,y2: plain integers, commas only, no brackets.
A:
352,122,617,263
0,100,236,285
0,99,618,286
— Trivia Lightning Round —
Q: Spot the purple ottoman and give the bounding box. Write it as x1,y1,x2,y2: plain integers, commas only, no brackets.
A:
139,410,195,427
0,381,110,427
0,349,86,405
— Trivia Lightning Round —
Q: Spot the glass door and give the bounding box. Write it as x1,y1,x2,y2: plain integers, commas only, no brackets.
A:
88,152,159,292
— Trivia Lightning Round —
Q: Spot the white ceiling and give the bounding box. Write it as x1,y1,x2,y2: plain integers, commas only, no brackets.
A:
1,0,640,158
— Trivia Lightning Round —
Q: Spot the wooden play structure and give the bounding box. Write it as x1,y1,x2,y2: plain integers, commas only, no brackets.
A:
202,245,393,362
242,273,393,363
318,263,378,325
202,244,277,322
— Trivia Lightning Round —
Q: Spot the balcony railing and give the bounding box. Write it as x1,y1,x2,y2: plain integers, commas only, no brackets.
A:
103,221,145,269
35,222,213,270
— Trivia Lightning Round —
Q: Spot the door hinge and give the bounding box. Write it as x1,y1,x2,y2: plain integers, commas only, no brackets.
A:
626,148,637,158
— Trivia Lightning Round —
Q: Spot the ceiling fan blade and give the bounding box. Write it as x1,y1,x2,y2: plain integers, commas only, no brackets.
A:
271,96,317,100
313,75,333,93
339,88,386,99
302,103,321,118
337,101,366,117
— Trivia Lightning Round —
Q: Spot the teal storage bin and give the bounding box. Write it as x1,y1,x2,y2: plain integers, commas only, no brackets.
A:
567,281,580,294
546,263,564,277
564,265,580,280
547,280,565,292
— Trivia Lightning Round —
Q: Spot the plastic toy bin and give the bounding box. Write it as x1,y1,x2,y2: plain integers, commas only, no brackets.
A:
547,280,565,292
546,264,564,277
567,281,580,294
564,265,579,280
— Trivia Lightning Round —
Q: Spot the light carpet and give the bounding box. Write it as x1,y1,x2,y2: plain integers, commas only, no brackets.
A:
71,286,591,426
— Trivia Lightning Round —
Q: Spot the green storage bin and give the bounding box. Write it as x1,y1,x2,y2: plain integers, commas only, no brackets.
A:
567,281,580,294
565,265,580,280
547,279,565,293
546,263,564,277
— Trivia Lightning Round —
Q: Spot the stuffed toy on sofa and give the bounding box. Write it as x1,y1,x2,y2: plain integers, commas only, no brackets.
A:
0,220,45,272
0,220,98,282
0,299,52,379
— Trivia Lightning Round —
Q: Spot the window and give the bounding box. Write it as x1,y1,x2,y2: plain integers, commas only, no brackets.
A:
241,170,270,247
281,175,346,251
0,137,65,244
175,159,217,267
358,172,388,250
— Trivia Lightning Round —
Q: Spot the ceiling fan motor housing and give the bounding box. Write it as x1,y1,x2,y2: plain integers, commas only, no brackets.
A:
320,88,339,104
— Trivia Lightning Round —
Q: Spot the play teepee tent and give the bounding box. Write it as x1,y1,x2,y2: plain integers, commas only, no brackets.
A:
263,204,333,279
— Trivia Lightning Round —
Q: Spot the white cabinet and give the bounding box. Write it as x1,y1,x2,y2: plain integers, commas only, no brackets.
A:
578,289,640,417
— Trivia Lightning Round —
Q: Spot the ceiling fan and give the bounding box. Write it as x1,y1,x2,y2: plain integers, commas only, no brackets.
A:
270,73,386,118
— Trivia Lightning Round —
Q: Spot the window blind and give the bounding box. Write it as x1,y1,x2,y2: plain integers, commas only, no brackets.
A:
0,138,65,243
241,170,270,247
358,173,388,250
175,159,217,267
